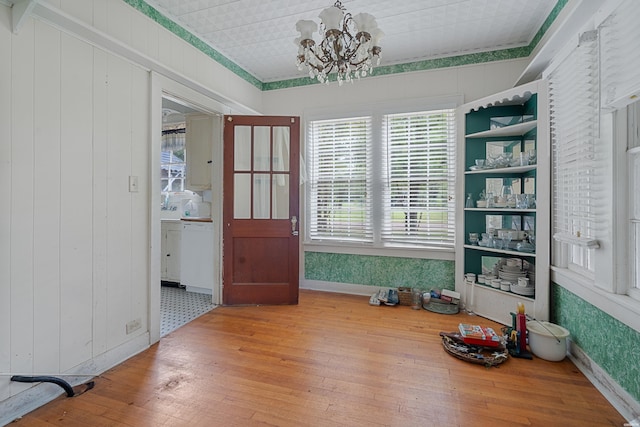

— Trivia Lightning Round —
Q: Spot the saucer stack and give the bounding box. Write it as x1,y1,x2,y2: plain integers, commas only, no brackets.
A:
510,270,535,296
510,282,535,296
498,264,526,284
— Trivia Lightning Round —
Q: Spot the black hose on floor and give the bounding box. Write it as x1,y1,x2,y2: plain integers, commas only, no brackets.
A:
10,375,94,397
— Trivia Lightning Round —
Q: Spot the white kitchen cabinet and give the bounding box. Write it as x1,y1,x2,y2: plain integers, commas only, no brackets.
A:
185,114,215,191
180,220,214,294
161,220,182,282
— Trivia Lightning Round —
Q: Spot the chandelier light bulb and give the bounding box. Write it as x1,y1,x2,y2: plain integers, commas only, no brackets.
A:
294,0,383,85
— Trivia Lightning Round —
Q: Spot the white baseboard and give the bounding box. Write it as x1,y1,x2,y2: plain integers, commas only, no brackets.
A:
301,279,381,296
0,333,150,426
568,339,640,423
185,286,213,295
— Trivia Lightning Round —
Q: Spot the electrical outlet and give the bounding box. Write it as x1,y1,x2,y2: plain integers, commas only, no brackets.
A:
126,318,141,334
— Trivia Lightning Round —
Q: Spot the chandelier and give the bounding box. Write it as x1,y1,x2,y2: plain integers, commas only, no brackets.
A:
295,1,384,85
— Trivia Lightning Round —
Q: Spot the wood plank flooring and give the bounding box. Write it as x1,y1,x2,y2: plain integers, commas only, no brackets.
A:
12,290,625,426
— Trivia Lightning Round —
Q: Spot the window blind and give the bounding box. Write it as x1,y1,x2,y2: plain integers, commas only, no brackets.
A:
381,110,456,247
628,101,640,293
600,0,640,110
307,117,373,242
549,30,601,271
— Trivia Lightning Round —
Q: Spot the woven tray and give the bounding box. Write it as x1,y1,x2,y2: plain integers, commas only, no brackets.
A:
423,300,459,314
440,332,508,367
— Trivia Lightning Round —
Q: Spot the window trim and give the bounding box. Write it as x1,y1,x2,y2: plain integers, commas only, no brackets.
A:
302,95,462,255
545,0,640,335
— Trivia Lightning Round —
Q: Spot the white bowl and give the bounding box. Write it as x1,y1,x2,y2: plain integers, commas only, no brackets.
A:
526,321,570,361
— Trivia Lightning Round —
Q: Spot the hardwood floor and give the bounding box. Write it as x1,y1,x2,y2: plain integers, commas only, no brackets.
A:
13,290,625,426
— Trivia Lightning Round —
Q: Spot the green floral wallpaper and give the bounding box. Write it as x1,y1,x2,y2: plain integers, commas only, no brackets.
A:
304,252,454,291
552,284,640,403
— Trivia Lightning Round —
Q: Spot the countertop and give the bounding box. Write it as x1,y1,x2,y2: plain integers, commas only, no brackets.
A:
180,217,213,223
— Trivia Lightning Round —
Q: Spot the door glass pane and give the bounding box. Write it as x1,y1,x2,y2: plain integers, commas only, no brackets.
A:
234,173,251,219
253,173,271,219
254,126,271,171
235,126,251,171
272,175,289,219
273,127,290,172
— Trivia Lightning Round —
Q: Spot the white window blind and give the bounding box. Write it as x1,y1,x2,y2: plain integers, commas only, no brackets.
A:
600,0,640,110
628,101,640,294
549,30,601,272
381,110,456,247
307,117,373,242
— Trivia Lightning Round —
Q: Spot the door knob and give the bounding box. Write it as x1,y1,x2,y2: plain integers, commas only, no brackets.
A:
291,216,298,236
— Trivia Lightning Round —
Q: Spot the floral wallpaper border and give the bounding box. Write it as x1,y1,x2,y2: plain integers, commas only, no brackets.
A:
123,0,567,91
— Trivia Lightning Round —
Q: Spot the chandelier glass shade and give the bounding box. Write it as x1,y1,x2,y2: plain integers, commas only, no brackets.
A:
295,1,384,85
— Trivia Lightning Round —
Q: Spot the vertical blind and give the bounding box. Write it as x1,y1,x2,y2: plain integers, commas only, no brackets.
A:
549,30,601,271
381,110,456,246
307,117,373,242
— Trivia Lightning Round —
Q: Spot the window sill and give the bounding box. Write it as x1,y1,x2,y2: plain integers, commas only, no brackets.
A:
551,266,640,334
303,242,455,261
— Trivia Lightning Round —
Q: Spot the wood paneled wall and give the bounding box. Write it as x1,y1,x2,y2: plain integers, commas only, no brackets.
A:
0,3,149,401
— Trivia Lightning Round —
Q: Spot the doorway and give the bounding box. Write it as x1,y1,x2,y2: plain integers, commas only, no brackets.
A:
158,94,222,336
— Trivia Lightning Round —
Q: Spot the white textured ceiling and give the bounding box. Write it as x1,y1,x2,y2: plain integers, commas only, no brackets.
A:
144,0,557,83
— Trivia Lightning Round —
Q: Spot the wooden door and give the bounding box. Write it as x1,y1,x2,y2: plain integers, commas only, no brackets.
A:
222,116,300,305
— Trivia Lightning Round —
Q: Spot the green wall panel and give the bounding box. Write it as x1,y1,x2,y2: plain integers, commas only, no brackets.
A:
304,252,454,291
552,284,640,403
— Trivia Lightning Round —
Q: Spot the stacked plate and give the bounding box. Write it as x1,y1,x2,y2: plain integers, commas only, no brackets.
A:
498,264,526,283
511,282,535,296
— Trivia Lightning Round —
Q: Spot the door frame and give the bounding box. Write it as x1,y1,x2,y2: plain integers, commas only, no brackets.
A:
149,72,257,343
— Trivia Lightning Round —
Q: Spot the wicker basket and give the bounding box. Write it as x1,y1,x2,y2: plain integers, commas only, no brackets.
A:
440,333,508,367
397,287,413,306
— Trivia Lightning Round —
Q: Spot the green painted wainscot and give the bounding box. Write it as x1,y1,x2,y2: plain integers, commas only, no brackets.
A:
552,283,640,403
304,252,454,291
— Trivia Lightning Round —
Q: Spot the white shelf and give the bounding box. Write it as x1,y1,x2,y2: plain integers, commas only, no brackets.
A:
465,165,536,174
464,282,535,325
470,282,535,300
463,244,536,257
465,120,537,139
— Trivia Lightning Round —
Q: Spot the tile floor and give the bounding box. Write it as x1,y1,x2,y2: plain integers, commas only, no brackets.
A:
160,285,216,337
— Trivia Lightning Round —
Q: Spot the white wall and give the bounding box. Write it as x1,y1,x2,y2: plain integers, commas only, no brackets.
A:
262,59,529,115
39,0,263,114
0,0,263,418
0,1,151,401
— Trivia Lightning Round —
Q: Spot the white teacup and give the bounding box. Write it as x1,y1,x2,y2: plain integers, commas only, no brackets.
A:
518,277,530,287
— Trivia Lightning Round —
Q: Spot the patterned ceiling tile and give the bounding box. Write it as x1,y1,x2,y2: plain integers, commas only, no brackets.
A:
142,0,558,83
